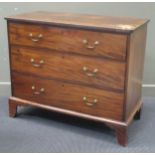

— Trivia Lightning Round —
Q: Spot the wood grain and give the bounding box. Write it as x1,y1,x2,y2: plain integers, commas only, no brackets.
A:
6,11,149,33
6,12,149,146
124,25,147,120
12,72,124,121
9,96,127,126
11,46,126,92
9,22,127,61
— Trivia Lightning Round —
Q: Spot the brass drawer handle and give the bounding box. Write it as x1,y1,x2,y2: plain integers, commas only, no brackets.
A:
31,85,45,95
29,33,43,42
83,96,98,106
83,39,99,49
30,58,44,68
82,66,98,77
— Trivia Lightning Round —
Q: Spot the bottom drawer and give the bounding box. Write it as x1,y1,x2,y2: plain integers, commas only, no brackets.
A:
12,72,124,121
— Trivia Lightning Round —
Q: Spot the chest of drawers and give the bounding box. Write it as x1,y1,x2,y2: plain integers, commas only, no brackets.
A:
5,11,149,146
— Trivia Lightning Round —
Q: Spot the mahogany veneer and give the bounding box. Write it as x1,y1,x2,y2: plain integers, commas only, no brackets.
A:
5,11,149,146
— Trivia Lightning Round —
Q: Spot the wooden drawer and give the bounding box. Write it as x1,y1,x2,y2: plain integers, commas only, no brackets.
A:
9,22,127,61
12,72,124,121
11,46,126,91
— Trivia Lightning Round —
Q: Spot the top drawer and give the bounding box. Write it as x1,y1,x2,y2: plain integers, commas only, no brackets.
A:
9,22,127,61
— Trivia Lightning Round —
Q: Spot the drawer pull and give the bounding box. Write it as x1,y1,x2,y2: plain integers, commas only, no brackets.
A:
30,58,44,68
29,33,43,42
82,66,98,77
31,85,45,95
83,96,98,106
83,39,99,49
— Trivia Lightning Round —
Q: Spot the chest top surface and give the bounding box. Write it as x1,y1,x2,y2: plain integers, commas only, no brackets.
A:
6,11,149,33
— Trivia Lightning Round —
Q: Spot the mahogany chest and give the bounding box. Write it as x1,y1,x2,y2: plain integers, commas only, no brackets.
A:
5,11,149,146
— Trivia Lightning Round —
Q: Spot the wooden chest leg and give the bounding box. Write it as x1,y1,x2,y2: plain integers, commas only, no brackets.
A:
105,123,128,146
9,99,18,117
134,104,143,120
116,126,128,146
134,108,141,120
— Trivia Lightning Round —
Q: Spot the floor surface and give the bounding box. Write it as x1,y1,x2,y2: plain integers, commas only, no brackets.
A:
0,96,155,152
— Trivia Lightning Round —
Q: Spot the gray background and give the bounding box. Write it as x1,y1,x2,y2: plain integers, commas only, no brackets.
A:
0,3,155,96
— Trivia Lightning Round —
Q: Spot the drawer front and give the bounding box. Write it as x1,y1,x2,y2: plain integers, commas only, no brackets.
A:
12,72,124,121
11,46,126,91
9,22,127,61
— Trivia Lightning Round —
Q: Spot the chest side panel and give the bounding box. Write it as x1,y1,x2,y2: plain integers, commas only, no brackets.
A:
125,25,147,120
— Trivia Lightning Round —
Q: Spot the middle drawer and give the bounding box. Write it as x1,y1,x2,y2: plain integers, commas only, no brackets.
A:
11,46,125,91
